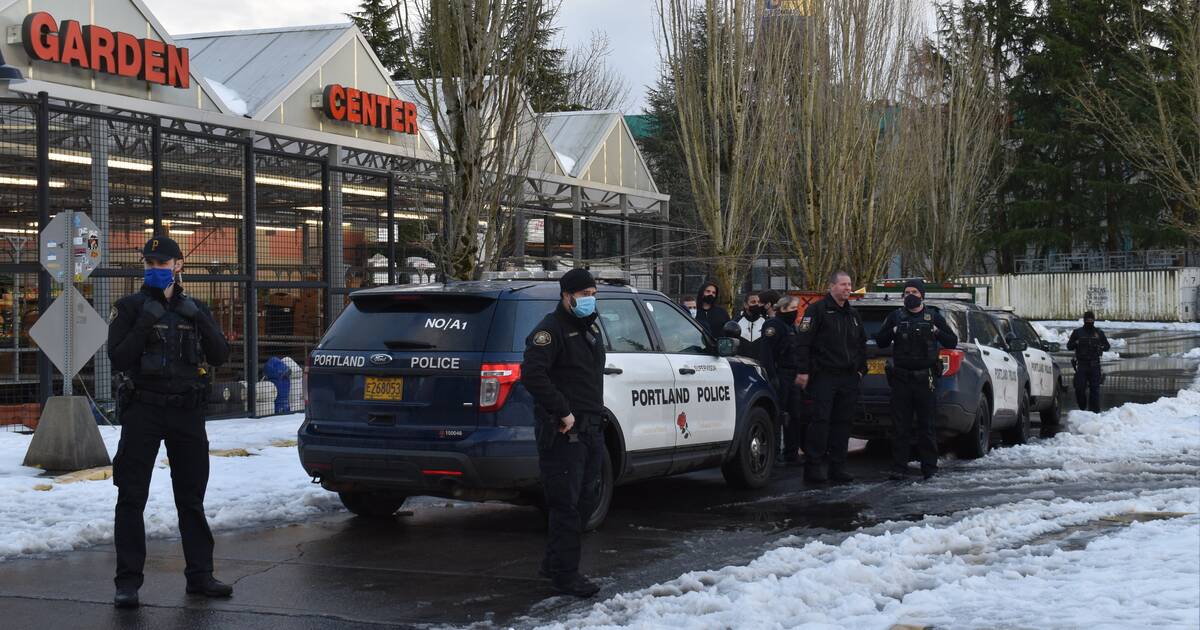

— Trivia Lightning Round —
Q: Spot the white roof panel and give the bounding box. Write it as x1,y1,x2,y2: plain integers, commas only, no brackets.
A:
540,112,618,178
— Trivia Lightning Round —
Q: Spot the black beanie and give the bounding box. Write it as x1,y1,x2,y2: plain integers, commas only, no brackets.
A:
904,278,926,297
1083,311,1095,320
560,268,596,294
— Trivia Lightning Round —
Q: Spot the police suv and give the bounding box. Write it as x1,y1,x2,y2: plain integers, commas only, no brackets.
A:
983,306,1066,429
853,297,1033,457
297,280,779,528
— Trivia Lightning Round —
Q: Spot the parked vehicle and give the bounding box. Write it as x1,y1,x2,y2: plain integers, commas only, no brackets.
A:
984,306,1066,429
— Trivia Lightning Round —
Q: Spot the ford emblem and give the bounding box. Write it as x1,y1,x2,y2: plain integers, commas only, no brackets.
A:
369,353,393,366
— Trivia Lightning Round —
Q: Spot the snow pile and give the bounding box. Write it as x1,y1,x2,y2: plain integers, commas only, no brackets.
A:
0,414,342,560
1031,322,1127,351
205,78,249,116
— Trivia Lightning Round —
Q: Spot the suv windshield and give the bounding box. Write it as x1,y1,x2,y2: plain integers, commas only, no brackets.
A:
322,294,497,351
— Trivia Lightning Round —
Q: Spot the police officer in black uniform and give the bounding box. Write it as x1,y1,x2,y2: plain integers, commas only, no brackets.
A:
1067,311,1110,412
522,268,606,598
759,295,804,465
108,236,231,608
874,279,957,480
795,271,868,483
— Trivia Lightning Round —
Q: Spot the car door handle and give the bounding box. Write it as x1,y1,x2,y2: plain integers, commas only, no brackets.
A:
678,368,696,375
603,367,623,375
1003,356,1011,362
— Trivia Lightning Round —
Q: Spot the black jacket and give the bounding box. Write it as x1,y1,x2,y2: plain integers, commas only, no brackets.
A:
875,305,958,370
522,304,607,421
1067,325,1110,362
108,284,230,393
795,294,868,375
693,304,730,339
758,315,798,381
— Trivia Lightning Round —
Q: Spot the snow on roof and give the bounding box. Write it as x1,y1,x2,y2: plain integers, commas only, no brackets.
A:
540,111,620,178
177,24,351,119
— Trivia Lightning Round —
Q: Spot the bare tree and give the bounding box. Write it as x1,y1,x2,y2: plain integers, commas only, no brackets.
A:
562,31,634,112
779,0,925,289
1074,1,1199,240
655,0,798,309
904,16,1008,282
392,1,547,280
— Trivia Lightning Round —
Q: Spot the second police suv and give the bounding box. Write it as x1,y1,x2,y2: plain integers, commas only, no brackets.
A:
297,277,779,528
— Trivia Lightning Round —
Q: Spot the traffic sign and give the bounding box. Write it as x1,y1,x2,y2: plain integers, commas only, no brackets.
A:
40,211,102,283
29,287,108,379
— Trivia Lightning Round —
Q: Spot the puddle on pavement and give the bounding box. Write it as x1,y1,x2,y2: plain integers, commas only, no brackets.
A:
1025,511,1194,552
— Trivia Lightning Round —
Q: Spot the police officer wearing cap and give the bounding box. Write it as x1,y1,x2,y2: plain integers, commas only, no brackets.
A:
107,236,231,608
759,295,804,465
1067,311,1110,412
522,268,607,598
874,279,957,480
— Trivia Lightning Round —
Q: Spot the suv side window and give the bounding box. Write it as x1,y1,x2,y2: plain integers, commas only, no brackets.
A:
645,299,711,354
969,311,1004,348
597,298,653,352
1012,318,1043,346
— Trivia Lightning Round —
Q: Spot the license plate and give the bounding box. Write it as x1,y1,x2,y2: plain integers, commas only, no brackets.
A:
867,359,887,375
364,376,404,401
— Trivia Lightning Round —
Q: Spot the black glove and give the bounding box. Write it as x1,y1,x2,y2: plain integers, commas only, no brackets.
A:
174,296,200,319
135,300,167,329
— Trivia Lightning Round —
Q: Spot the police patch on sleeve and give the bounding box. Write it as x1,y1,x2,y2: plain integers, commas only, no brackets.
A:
533,330,552,346
764,327,776,337
108,306,118,323
798,317,812,332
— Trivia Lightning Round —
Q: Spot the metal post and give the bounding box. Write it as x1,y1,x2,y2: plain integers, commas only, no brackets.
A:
61,210,74,397
328,146,345,319
91,116,112,400
151,121,162,233
619,194,629,277
571,186,582,268
321,153,334,330
244,139,258,418
36,91,52,405
658,199,670,293
386,171,396,285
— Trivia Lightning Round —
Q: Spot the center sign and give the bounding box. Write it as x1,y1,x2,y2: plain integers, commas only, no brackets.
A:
21,12,190,89
322,84,419,135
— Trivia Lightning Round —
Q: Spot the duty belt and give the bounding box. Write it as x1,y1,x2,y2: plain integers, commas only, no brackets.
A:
132,388,203,408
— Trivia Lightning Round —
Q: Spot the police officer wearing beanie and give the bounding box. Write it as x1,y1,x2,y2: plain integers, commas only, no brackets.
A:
107,236,231,608
875,279,957,480
1067,311,1110,412
523,268,607,598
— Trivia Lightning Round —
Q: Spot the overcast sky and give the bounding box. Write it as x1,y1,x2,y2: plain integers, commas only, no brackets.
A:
143,0,662,113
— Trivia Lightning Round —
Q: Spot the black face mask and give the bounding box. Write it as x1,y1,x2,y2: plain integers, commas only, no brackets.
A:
746,305,764,321
780,310,797,324
904,294,923,310
1084,319,1095,329
701,294,717,305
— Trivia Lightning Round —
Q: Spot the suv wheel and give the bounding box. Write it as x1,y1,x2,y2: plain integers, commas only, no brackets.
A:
721,407,776,489
1040,390,1061,428
1003,390,1032,445
535,451,614,531
956,396,991,459
338,491,407,518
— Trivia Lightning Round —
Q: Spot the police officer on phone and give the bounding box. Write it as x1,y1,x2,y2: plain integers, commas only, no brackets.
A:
522,268,607,598
1067,311,1110,412
874,279,957,480
107,236,231,608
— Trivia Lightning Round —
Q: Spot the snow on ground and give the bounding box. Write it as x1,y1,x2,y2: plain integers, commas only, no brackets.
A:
1031,322,1127,351
539,382,1200,630
0,414,342,560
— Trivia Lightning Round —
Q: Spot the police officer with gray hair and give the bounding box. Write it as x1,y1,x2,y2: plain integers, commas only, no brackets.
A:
875,279,957,480
108,236,231,608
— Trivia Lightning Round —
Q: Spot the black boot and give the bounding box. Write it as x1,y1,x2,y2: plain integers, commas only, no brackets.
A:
552,573,601,598
113,586,139,609
921,467,937,481
804,463,827,483
828,467,855,483
186,575,234,598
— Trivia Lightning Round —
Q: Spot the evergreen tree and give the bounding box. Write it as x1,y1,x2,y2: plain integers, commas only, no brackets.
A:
505,1,569,112
348,0,411,80
638,70,697,228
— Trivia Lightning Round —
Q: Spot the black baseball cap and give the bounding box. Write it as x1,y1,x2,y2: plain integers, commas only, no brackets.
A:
143,235,183,262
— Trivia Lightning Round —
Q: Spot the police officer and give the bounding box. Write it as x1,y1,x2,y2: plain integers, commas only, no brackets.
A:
108,236,231,608
760,295,803,465
522,268,606,598
795,271,868,483
874,279,957,480
1067,311,1110,412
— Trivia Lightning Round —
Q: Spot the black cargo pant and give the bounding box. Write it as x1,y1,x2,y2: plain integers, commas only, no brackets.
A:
113,399,214,590
777,370,805,461
539,416,606,579
805,372,860,469
890,368,939,474
1074,360,1103,412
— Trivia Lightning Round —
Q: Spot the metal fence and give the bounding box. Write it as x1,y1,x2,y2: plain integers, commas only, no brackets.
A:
1015,249,1200,273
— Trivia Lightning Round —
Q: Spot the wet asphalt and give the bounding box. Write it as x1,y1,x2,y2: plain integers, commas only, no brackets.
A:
1,328,1196,630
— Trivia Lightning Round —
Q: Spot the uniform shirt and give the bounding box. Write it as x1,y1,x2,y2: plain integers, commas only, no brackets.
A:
737,316,765,343
875,306,958,370
795,294,868,375
522,304,607,420
1067,325,1110,362
108,284,230,393
758,315,798,383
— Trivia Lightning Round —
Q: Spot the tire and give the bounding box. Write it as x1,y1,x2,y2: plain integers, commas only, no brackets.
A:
956,396,992,459
1039,389,1061,427
1003,389,1032,446
338,490,407,518
722,407,776,489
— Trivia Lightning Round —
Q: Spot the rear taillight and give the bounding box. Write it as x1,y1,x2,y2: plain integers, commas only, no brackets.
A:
303,354,311,407
940,349,965,377
480,363,521,412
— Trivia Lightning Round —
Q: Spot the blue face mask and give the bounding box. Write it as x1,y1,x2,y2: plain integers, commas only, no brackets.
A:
572,295,596,318
144,267,175,290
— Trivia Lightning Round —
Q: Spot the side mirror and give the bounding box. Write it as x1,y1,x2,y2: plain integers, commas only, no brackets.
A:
722,320,743,338
1005,333,1028,353
717,337,740,357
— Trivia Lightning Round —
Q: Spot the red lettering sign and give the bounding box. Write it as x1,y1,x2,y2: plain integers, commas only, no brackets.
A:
20,12,190,89
320,83,419,135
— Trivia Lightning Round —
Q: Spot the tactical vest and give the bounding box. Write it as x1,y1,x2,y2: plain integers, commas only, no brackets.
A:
135,301,204,392
893,316,939,370
1074,328,1104,362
